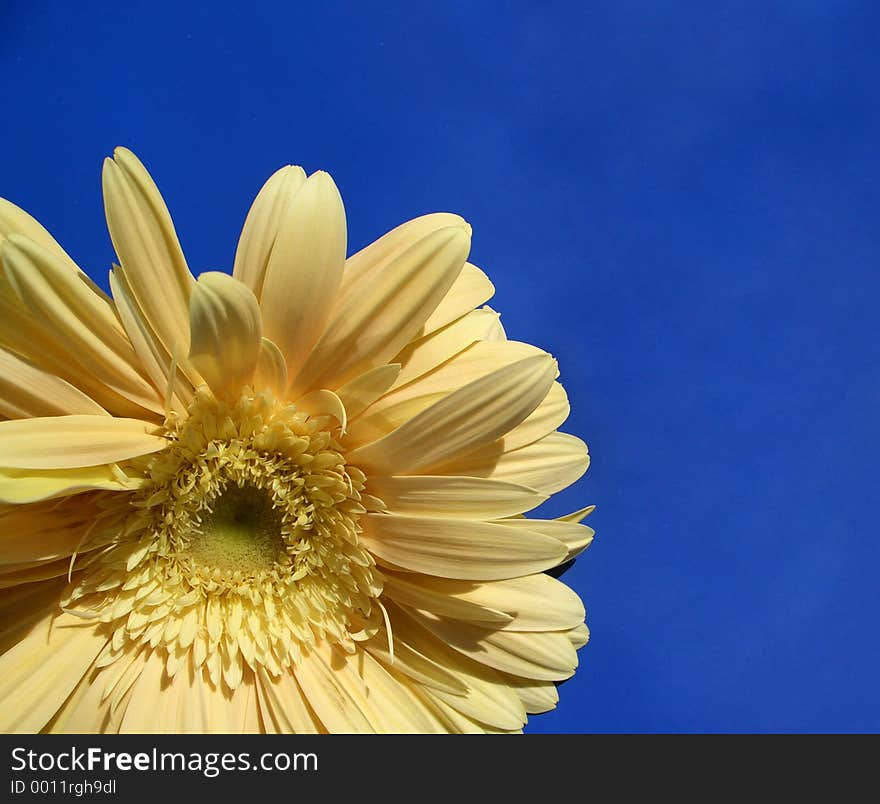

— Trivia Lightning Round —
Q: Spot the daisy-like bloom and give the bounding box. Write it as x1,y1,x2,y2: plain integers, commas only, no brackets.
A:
0,149,593,733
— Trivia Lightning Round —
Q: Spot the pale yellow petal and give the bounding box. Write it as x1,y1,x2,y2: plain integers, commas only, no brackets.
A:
0,284,158,421
114,649,167,733
348,354,557,474
334,363,401,419
497,516,594,561
0,613,108,732
295,389,347,432
304,642,444,733
47,658,126,734
185,665,261,733
1,235,163,414
349,647,447,732
400,573,586,632
0,415,165,469
110,265,194,413
118,655,258,733
363,630,467,695
388,603,527,730
255,668,323,734
558,504,596,523
337,212,467,306
293,647,373,732
382,571,513,625
0,197,82,270
403,607,578,681
253,337,288,393
233,165,307,297
345,341,546,447
366,475,546,519
433,431,590,495
0,499,104,565
567,623,591,649
483,305,507,341
188,272,262,395
102,148,197,383
0,347,107,418
359,512,566,580
391,306,502,389
413,689,503,733
259,171,347,381
500,381,570,452
511,679,559,714
0,465,142,504
418,262,495,337
293,225,470,393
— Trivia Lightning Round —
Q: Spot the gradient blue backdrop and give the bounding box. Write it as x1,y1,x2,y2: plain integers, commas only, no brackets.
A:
2,2,877,733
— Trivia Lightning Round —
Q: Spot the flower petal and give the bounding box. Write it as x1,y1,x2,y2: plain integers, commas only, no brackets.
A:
382,571,513,625
116,652,258,733
511,679,559,714
400,573,586,632
293,648,373,732
295,389,347,432
558,505,596,523
432,431,590,496
1,235,163,414
418,262,495,337
0,347,107,418
363,631,467,695
110,266,194,413
293,224,470,393
0,613,108,732
499,381,570,452
0,283,156,420
404,607,578,681
259,171,347,381
347,353,557,474
495,516,595,561
345,647,447,732
0,498,108,565
334,363,401,419
0,556,81,588
0,197,81,270
567,623,591,649
253,337,288,394
387,602,527,730
345,341,546,447
102,148,196,379
366,475,546,519
337,212,466,304
233,165,307,297
0,416,166,469
359,512,566,580
47,651,133,734
255,667,322,734
188,272,262,396
391,306,501,389
0,466,142,505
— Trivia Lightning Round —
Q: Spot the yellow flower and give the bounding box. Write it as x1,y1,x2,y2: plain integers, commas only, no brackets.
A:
0,149,593,733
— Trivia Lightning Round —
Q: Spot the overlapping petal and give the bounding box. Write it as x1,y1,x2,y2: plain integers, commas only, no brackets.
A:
292,223,471,392
188,272,262,395
0,416,165,469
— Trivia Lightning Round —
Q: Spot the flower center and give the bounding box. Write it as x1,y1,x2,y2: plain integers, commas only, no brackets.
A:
186,483,284,574
64,386,384,693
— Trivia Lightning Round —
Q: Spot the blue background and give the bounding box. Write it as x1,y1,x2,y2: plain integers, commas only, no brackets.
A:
2,2,877,733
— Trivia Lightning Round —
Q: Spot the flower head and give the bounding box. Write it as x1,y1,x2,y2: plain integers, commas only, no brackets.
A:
0,149,593,733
